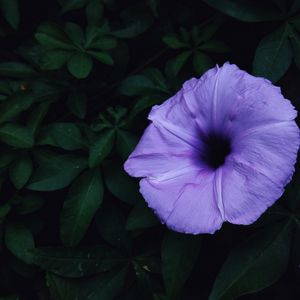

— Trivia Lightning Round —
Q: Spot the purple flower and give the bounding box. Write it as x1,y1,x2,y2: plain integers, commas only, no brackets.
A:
124,63,300,234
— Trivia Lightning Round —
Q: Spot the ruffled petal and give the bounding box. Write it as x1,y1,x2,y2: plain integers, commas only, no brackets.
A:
231,120,299,186
140,170,223,234
222,159,284,224
124,123,203,180
225,79,297,137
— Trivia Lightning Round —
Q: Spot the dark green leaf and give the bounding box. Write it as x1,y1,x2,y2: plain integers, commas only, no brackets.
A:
9,154,33,189
27,150,87,191
0,62,37,78
64,22,85,46
66,92,87,119
14,194,45,215
88,50,114,65
253,24,292,82
116,129,138,160
0,93,33,124
162,36,187,49
96,203,131,252
29,245,125,277
0,0,19,29
60,168,104,246
86,0,103,25
193,51,214,75
103,160,139,205
47,267,127,300
60,0,88,13
5,222,35,264
169,51,192,76
0,124,34,148
0,151,14,168
111,19,153,38
0,203,11,220
35,22,74,50
119,75,158,96
203,0,283,22
133,260,161,294
199,40,231,53
209,221,292,300
89,129,115,168
37,122,86,150
89,36,117,50
289,27,300,70
67,53,93,79
40,50,70,70
27,101,50,136
162,231,202,299
126,200,158,231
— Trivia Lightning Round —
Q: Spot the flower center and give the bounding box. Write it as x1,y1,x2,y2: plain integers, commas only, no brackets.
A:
201,132,231,169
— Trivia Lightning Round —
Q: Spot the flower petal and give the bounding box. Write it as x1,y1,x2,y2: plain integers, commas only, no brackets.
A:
222,159,284,224
225,79,297,136
140,170,223,234
124,123,203,180
231,120,299,186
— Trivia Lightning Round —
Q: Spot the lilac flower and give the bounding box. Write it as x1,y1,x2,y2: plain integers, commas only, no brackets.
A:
124,63,299,234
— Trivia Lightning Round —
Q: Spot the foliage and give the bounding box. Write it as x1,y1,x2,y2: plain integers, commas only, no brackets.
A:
0,0,300,299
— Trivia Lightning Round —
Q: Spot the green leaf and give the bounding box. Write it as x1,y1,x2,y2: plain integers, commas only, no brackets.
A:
29,245,125,277
289,28,300,70
0,0,19,29
88,50,114,65
199,40,231,53
60,0,88,13
162,36,187,49
47,267,127,300
64,22,85,46
253,24,292,82
35,22,74,50
0,124,34,148
27,150,87,191
40,50,70,70
67,53,93,79
86,0,103,25
103,160,139,205
209,220,292,300
0,93,33,124
111,19,153,38
89,129,115,168
193,51,214,75
37,122,86,150
89,36,117,50
119,75,158,96
27,101,50,136
66,92,87,119
126,200,158,231
9,154,33,189
162,231,202,299
14,194,45,215
0,203,11,220
169,51,192,76
116,129,138,160
132,260,161,294
96,204,131,252
60,168,104,246
5,222,35,264
0,62,37,78
203,0,283,22
0,151,14,168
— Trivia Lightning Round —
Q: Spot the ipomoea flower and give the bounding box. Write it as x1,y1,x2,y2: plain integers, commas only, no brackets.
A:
124,63,299,234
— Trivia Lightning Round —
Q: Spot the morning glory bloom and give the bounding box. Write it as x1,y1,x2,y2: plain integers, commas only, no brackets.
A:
124,63,299,234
